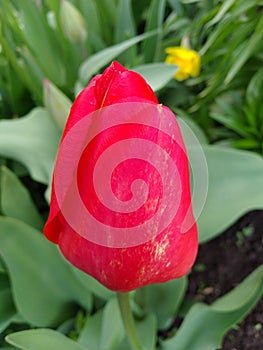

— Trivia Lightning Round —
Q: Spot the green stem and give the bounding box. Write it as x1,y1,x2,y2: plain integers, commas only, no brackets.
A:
117,292,143,350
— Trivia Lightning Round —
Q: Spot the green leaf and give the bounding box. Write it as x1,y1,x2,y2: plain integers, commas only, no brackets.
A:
205,0,236,28
114,0,136,43
118,313,157,350
210,111,250,139
0,271,9,291
143,0,166,63
231,138,260,150
132,63,177,91
0,108,60,185
136,313,157,350
0,25,42,104
17,46,44,101
94,0,117,43
6,329,89,350
114,0,136,63
78,30,158,84
139,277,187,329
99,298,125,350
246,67,263,105
77,0,102,48
0,288,16,333
245,67,263,129
71,268,114,300
163,265,263,350
0,258,6,273
79,298,156,350
78,310,103,349
13,0,66,85
177,115,208,146
224,15,263,84
0,217,92,326
0,166,44,230
197,146,263,243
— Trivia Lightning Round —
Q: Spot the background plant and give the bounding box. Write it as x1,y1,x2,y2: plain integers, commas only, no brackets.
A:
0,0,263,349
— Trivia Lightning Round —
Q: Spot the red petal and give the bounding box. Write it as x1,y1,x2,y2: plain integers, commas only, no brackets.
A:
62,75,100,139
95,61,158,108
57,218,197,292
45,62,158,244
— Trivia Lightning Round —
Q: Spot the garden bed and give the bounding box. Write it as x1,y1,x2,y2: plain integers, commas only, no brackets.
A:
188,210,263,350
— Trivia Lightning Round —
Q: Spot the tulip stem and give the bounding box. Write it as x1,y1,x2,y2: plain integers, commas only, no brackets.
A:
117,292,143,350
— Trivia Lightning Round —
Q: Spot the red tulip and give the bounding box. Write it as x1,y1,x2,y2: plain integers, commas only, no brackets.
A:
44,61,198,292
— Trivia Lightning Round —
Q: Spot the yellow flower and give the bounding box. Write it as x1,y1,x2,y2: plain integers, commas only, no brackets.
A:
165,46,201,81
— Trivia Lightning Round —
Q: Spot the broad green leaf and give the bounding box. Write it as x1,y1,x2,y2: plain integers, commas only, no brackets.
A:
79,298,156,350
177,115,208,146
0,166,44,230
163,265,263,350
132,63,177,91
197,146,263,243
213,265,263,312
99,298,125,350
0,108,60,185
139,277,187,329
176,117,209,228
118,313,157,350
0,258,6,273
79,30,158,84
0,272,9,291
43,79,72,130
0,288,16,333
78,310,103,349
0,217,92,326
6,329,89,350
136,314,157,350
71,268,114,300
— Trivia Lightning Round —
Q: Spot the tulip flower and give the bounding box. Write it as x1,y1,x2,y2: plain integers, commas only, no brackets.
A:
44,61,198,292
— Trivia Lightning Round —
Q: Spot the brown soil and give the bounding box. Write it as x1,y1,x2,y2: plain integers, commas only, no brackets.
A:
187,210,263,350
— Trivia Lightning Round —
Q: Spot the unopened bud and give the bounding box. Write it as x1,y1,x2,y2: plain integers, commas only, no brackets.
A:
43,79,72,130
60,0,87,43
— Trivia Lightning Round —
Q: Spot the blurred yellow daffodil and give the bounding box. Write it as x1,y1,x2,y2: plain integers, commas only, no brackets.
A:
165,46,201,81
